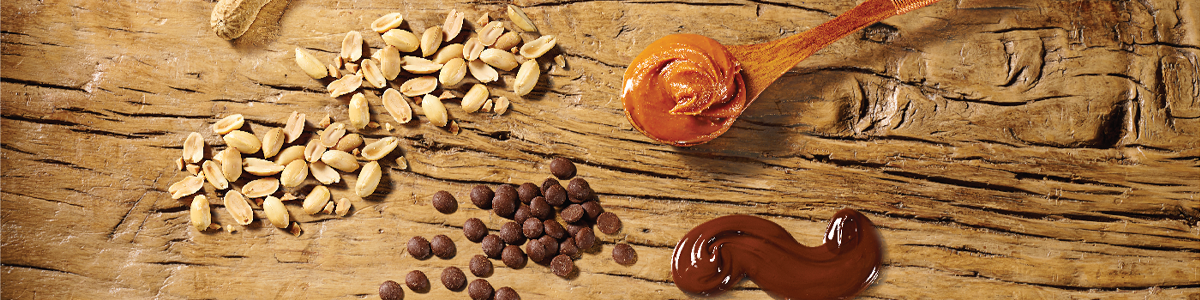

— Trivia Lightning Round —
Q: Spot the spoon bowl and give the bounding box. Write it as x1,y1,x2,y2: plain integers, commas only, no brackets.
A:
620,0,940,146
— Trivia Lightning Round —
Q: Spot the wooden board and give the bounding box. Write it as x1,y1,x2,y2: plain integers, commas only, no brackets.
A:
2,0,1198,299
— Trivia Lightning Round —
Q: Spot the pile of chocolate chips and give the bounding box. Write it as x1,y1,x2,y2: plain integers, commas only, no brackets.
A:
380,158,638,299
454,157,637,276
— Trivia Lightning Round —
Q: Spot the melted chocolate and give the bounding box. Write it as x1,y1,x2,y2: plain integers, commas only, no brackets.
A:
671,209,884,299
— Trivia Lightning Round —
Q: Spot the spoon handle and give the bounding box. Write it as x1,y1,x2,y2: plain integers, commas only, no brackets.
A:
729,0,940,101
891,0,941,14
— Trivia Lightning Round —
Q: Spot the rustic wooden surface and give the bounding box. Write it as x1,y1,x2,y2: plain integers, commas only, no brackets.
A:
3,0,1198,299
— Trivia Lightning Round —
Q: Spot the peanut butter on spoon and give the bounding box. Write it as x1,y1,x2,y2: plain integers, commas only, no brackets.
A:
621,0,941,146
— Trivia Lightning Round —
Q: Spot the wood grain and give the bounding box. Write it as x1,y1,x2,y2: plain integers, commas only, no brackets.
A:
2,0,1197,299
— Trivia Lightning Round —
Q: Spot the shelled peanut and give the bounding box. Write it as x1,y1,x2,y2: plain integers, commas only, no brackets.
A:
170,110,404,235
292,5,563,133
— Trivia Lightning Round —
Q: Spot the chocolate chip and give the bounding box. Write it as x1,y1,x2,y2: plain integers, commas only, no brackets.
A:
559,238,579,258
596,212,622,234
495,287,520,300
566,223,586,237
501,245,526,269
539,235,559,258
470,254,493,277
575,227,595,250
518,182,540,204
380,280,404,300
543,184,567,207
482,234,505,259
561,204,584,223
432,190,457,214
540,177,561,195
431,234,456,259
513,204,531,224
525,239,547,263
529,197,553,220
612,243,638,265
492,185,518,219
463,218,488,243
406,270,430,293
441,266,467,291
543,219,567,240
499,221,525,245
566,178,592,202
522,217,543,239
408,236,432,260
581,201,603,220
549,157,576,180
468,279,494,300
550,254,574,277
470,185,494,209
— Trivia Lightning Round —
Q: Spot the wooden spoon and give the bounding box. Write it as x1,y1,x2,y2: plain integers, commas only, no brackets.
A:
730,0,940,102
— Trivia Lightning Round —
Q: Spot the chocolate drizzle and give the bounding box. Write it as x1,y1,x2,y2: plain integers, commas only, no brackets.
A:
671,209,884,299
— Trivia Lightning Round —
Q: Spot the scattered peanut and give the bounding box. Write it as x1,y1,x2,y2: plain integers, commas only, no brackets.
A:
303,185,331,215
356,161,382,198
280,159,308,188
462,84,490,113
243,177,279,198
183,132,205,164
507,5,539,33
420,26,443,57
400,76,438,97
349,93,370,130
295,48,328,79
480,48,519,71
371,13,404,33
382,88,413,124
212,114,245,135
341,31,364,62
263,196,289,228
283,111,306,143
321,150,360,172
361,137,400,161
202,160,229,190
224,190,254,225
443,9,464,41
191,195,211,232
382,29,420,53
309,160,341,185
514,60,540,96
169,175,205,199
422,94,449,127
261,128,284,158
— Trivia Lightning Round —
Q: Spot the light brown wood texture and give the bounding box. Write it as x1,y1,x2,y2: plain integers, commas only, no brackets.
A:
2,0,1198,299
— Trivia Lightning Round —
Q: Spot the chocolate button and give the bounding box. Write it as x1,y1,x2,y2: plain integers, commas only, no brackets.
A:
575,227,596,250
581,201,604,220
407,236,431,260
499,221,525,245
544,184,567,207
596,212,622,234
613,243,637,265
543,219,567,240
470,185,494,209
379,280,404,300
432,190,457,214
441,266,467,291
550,254,574,277
561,204,584,223
431,234,456,259
525,239,546,263
530,196,553,220
518,182,540,204
406,270,430,293
463,218,488,243
470,254,493,277
468,279,494,300
482,234,505,259
522,217,543,239
501,245,527,269
566,178,592,202
549,157,576,180
495,287,520,300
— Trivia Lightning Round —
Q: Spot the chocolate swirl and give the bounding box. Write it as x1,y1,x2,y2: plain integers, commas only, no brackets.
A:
671,209,884,299
621,34,747,146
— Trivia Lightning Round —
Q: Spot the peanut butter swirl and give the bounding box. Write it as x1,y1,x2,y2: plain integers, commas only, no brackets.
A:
621,34,747,146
